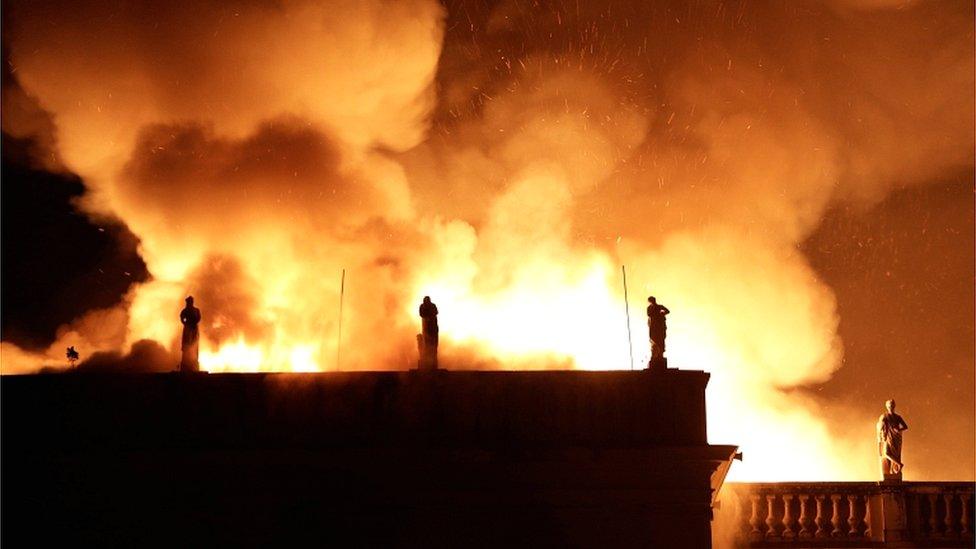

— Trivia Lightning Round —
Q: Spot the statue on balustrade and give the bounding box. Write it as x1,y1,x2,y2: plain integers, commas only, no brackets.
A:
647,296,670,370
418,296,439,370
180,296,202,372
877,399,908,481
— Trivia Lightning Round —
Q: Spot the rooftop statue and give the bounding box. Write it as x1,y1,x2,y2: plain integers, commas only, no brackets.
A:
180,296,202,373
647,296,670,370
877,399,908,481
418,296,439,370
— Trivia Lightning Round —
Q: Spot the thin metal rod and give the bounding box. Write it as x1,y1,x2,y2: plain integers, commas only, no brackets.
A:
336,268,345,370
622,265,635,371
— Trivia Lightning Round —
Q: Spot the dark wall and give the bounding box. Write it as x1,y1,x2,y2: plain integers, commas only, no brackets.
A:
2,371,724,547
2,370,710,451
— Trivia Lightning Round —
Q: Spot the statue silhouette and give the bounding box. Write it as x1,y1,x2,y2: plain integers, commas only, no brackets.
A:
180,296,202,372
647,296,670,369
877,399,908,481
418,296,439,370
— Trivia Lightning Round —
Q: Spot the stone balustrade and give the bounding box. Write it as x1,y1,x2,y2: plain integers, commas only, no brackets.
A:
720,481,974,547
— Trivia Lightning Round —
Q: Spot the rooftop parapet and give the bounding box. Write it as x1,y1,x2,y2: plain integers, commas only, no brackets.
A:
720,481,975,547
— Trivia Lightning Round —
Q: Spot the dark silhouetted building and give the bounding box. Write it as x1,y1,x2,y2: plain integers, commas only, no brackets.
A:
2,370,737,547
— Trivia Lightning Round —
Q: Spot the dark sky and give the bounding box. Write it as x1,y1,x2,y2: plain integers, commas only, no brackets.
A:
803,174,974,479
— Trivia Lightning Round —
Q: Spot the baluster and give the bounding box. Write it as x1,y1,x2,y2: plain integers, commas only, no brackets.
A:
782,494,795,539
863,494,872,538
928,493,940,537
960,492,971,537
944,493,955,537
830,494,843,537
814,495,827,538
798,494,811,538
749,494,762,540
847,494,859,536
765,494,778,539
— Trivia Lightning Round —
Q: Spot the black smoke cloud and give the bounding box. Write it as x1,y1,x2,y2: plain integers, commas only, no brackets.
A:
1,45,148,350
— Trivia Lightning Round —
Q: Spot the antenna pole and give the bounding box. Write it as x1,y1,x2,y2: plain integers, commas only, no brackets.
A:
336,268,345,370
622,265,635,371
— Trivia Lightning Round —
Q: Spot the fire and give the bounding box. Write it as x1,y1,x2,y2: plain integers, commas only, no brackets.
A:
4,0,970,483
199,339,319,374
200,338,264,373
126,206,873,481
414,257,628,370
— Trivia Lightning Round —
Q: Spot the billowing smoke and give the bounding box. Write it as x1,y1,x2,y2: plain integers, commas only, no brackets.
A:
2,0,972,481
4,0,446,373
